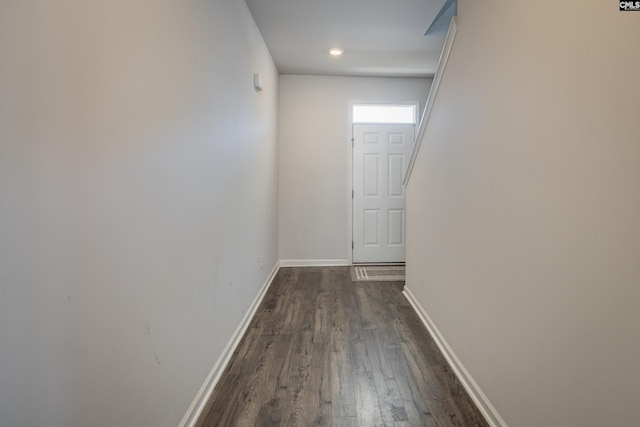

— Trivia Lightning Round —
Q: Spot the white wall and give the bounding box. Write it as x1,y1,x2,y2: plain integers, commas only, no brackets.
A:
0,1,278,426
279,75,431,264
406,1,640,426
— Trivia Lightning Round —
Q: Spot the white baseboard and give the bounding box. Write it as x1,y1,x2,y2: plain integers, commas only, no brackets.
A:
403,286,507,427
279,259,349,267
178,261,281,427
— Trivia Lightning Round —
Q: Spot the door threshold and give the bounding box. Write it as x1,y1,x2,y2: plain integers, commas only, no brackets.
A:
351,262,405,266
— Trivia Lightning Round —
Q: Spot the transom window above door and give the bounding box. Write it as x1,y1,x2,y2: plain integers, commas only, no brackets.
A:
352,104,417,124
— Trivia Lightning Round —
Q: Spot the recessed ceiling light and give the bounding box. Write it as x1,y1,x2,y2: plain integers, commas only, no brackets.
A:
328,48,344,56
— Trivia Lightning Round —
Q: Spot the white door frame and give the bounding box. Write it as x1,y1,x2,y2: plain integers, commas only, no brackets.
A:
347,100,419,265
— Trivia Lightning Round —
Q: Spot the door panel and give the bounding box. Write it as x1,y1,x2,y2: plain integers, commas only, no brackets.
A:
364,154,380,196
388,154,405,197
364,210,379,245
388,209,404,246
353,124,414,263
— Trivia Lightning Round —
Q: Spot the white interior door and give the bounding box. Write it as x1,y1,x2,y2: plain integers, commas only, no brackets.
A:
352,124,415,263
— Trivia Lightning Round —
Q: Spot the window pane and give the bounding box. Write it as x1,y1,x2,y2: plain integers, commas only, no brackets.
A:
352,104,416,124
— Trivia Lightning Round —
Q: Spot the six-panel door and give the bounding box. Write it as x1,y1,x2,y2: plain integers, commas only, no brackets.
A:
353,124,415,263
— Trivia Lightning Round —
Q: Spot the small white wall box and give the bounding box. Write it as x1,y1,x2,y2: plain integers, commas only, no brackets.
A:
253,73,263,92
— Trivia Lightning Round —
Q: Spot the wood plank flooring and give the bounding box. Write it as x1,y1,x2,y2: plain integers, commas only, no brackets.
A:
196,267,489,427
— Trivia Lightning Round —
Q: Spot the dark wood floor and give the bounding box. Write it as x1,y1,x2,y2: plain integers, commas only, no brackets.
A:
196,267,489,427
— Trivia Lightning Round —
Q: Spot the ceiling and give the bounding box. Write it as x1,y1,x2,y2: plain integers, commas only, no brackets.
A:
244,0,456,78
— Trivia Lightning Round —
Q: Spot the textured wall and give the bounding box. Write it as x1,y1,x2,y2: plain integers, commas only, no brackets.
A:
406,1,640,426
279,75,430,263
0,1,279,425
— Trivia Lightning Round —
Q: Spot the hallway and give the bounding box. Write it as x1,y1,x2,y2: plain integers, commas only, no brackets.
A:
196,267,488,426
